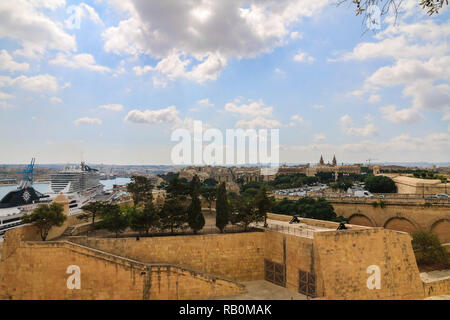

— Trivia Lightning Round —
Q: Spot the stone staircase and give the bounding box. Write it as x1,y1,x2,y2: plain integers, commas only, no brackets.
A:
61,226,76,237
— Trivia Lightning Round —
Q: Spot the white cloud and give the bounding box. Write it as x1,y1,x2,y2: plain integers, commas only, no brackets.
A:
0,50,29,72
50,96,62,103
98,104,123,111
235,117,281,129
368,94,381,103
64,3,103,29
103,0,331,83
0,91,13,100
0,100,14,110
0,0,76,58
50,53,111,73
197,98,214,108
313,133,326,142
0,74,60,92
225,99,274,118
290,114,304,124
290,31,303,40
293,50,315,63
274,68,285,75
339,114,378,136
380,105,424,124
124,106,180,125
312,104,324,109
281,132,450,162
74,117,102,126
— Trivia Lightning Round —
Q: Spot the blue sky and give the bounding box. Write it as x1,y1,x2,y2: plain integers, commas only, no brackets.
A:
0,0,449,165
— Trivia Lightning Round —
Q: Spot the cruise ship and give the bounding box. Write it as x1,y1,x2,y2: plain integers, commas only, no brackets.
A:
0,159,50,235
47,162,104,215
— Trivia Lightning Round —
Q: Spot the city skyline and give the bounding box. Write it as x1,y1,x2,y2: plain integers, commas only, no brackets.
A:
0,0,449,165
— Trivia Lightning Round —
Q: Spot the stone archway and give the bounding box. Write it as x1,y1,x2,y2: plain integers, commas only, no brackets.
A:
348,213,375,227
383,217,418,233
430,219,450,244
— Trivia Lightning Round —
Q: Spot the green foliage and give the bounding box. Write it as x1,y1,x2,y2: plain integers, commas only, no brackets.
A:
159,197,187,233
329,180,353,191
230,197,264,231
371,201,379,208
99,203,128,237
200,186,216,214
271,197,342,222
165,177,190,199
424,202,432,207
412,231,450,267
215,182,230,233
125,203,159,235
202,178,218,187
364,175,397,193
379,200,386,208
267,174,318,189
255,186,272,226
127,176,154,206
187,175,205,234
79,201,107,227
21,202,67,241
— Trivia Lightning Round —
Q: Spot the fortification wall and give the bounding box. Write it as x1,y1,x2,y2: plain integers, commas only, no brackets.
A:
422,276,450,297
313,228,424,299
69,232,266,281
0,236,244,300
331,202,450,243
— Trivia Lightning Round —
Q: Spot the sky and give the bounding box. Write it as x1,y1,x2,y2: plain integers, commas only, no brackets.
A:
0,0,449,165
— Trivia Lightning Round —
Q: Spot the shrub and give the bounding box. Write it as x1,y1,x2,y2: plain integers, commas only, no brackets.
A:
412,231,450,267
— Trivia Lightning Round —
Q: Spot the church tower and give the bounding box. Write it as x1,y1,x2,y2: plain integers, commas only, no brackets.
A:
319,155,324,165
332,154,337,166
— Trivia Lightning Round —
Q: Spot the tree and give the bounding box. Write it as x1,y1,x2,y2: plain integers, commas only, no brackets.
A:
127,175,154,206
412,231,449,267
166,177,190,199
100,203,128,238
255,186,272,227
125,203,160,236
271,197,344,222
78,201,106,229
187,175,205,234
365,175,397,193
201,187,216,215
22,203,67,241
231,197,264,231
342,0,447,26
159,198,187,234
215,182,230,233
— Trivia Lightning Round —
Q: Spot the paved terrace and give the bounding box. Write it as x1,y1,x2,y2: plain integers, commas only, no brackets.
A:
258,215,370,239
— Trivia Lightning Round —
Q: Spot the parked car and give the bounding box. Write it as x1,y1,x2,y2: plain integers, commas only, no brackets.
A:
435,194,450,199
379,194,386,199
354,190,374,198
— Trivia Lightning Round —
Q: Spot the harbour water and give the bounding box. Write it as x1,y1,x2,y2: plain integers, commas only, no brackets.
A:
0,177,131,200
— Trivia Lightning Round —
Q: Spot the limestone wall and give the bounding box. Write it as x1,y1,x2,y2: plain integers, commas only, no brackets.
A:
313,228,424,300
331,202,450,243
0,240,244,300
422,276,450,297
69,232,266,281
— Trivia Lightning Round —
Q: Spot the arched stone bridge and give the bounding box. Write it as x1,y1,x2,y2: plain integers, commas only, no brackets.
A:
272,195,450,244
330,200,450,244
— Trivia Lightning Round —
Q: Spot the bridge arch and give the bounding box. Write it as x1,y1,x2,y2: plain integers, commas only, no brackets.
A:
383,216,419,234
347,213,375,227
430,219,450,244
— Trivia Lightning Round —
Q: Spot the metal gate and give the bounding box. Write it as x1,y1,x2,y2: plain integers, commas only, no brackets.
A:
264,259,286,287
298,270,316,297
